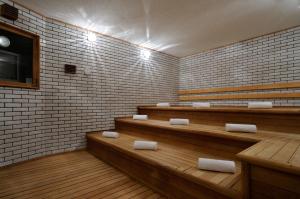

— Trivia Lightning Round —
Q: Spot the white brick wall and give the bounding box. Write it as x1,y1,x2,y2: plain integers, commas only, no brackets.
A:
179,26,300,106
0,0,179,166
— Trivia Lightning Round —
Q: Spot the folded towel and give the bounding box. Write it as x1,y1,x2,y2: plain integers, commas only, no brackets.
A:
192,102,210,108
198,158,236,173
248,101,273,109
169,118,189,125
102,131,119,138
156,102,170,107
225,123,257,133
133,141,158,150
133,115,148,120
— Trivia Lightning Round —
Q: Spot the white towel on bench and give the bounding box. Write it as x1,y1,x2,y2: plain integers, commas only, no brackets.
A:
102,131,119,138
198,158,236,173
192,102,210,108
248,101,273,109
169,118,189,125
133,141,157,150
133,115,148,120
156,102,170,107
225,123,257,133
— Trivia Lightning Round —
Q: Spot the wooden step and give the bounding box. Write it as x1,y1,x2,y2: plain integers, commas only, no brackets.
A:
138,106,300,134
238,138,300,175
87,131,242,199
115,117,300,154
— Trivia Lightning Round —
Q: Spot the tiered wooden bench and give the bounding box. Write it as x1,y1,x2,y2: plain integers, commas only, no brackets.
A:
138,106,300,134
88,131,242,199
87,106,300,199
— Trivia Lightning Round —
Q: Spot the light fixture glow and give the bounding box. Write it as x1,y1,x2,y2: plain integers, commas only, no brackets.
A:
140,49,151,60
0,36,10,47
87,32,97,42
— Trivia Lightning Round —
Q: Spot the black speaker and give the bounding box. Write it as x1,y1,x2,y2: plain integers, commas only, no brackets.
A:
0,4,18,21
64,64,76,74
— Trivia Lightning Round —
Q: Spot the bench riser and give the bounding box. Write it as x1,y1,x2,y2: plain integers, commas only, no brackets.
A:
249,165,300,198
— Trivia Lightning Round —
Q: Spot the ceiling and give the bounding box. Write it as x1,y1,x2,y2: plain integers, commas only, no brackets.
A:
14,0,300,57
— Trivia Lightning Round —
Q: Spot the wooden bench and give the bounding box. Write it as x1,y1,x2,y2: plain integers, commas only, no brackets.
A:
87,106,300,198
87,131,242,199
237,138,300,198
138,106,300,134
177,81,300,102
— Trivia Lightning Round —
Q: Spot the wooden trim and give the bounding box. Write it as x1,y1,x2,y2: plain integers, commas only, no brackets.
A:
0,21,40,89
178,82,300,95
179,93,300,101
0,81,37,89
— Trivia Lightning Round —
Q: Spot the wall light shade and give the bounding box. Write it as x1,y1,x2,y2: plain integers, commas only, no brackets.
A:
87,32,97,42
140,49,151,60
0,36,10,47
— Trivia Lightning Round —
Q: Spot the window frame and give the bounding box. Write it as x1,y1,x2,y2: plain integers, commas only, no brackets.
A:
0,21,40,89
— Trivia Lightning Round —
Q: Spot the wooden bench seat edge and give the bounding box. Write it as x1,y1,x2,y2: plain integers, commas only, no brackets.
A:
86,133,240,199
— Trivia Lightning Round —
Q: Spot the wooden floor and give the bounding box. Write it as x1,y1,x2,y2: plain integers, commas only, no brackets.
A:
0,151,165,199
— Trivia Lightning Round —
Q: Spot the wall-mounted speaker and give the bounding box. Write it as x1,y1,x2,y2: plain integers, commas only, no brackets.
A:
64,64,76,74
0,4,18,21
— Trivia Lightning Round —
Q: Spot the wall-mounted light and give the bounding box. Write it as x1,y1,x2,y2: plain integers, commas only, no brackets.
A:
140,48,151,60
87,32,97,42
0,36,10,47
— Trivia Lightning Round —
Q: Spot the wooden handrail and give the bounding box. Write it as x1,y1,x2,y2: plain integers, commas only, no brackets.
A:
178,82,300,95
179,92,300,101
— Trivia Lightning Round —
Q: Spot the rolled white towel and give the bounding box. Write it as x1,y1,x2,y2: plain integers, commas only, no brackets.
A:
248,101,273,109
133,115,148,120
156,102,170,107
225,123,257,133
102,131,119,138
192,102,210,108
169,118,189,125
133,141,158,150
198,158,236,173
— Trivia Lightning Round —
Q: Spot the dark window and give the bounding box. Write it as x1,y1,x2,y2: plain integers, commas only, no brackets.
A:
0,22,39,89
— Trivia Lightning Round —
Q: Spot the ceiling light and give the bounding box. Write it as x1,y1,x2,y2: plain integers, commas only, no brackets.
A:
0,36,10,47
87,32,96,42
140,49,151,60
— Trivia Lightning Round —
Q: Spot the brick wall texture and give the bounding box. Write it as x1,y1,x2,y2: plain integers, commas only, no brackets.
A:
0,0,179,166
179,26,300,106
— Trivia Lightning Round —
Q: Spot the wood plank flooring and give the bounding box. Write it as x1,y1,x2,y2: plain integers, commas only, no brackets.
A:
0,150,165,199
